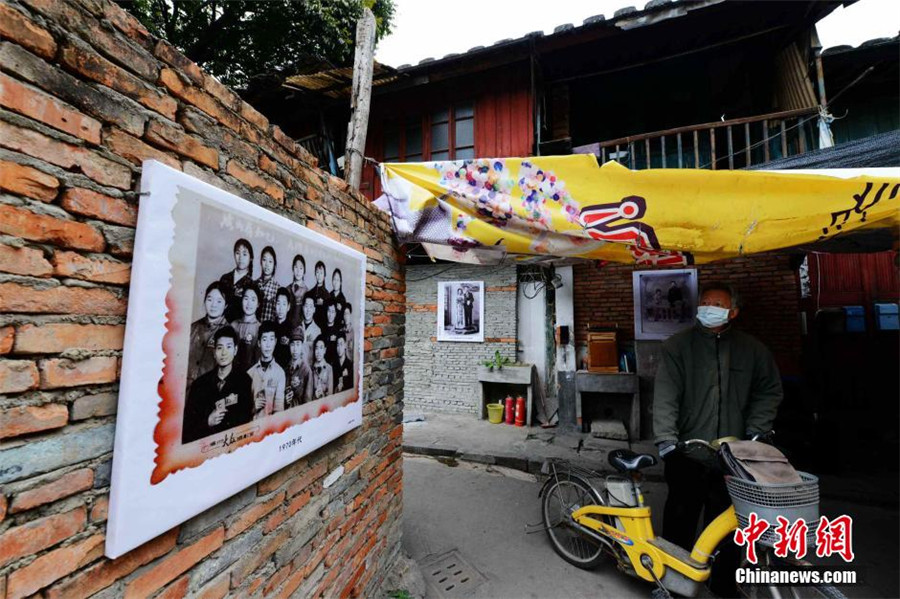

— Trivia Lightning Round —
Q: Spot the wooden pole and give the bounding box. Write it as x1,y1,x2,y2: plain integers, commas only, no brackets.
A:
344,8,376,190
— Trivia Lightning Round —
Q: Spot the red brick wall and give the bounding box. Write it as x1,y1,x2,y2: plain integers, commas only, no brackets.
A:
574,254,802,374
0,0,405,597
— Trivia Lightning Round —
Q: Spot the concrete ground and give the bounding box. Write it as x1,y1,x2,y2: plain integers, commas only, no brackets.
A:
400,412,899,599
402,412,663,480
402,455,656,599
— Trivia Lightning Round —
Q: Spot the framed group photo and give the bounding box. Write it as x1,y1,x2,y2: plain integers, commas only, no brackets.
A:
106,160,366,558
633,269,698,340
437,280,484,342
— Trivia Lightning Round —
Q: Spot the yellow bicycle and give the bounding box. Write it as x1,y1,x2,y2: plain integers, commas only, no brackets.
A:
539,439,846,598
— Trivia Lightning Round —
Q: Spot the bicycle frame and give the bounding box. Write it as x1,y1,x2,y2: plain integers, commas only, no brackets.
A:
571,498,738,586
543,436,827,599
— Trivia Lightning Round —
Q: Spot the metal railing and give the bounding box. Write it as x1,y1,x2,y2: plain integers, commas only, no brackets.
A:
574,106,822,170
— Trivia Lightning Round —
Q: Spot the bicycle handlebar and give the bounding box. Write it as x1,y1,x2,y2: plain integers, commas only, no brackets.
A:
676,431,774,454
682,439,714,449
677,439,716,453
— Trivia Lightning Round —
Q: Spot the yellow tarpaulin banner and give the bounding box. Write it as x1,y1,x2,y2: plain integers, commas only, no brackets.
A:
375,155,899,265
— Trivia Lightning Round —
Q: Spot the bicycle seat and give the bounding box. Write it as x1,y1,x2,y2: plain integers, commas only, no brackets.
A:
608,449,657,473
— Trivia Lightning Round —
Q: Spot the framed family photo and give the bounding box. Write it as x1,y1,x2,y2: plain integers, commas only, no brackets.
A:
106,160,365,558
633,269,698,340
437,280,484,342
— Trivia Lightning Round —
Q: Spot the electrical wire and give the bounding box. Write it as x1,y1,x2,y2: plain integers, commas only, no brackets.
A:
523,281,545,299
519,266,561,299
405,264,458,282
405,259,515,282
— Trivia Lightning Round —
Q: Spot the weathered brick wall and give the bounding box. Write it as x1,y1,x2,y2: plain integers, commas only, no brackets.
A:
573,253,802,373
405,264,516,415
0,1,405,597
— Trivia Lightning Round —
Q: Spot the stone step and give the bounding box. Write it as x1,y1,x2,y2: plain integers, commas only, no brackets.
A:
589,418,628,441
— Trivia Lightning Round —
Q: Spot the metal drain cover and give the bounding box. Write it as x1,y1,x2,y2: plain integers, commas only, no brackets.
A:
419,549,486,598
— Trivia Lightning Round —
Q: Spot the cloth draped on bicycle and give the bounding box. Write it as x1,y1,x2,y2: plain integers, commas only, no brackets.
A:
720,440,803,484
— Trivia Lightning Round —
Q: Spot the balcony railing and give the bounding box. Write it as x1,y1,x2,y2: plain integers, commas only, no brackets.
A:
573,106,822,170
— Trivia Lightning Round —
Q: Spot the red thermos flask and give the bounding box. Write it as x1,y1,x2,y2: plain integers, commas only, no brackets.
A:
505,396,515,425
515,396,526,427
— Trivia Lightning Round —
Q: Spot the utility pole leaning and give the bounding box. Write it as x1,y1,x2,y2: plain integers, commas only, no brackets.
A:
344,8,376,191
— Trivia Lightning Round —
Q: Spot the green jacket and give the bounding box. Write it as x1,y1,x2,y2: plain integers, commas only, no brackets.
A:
653,324,782,444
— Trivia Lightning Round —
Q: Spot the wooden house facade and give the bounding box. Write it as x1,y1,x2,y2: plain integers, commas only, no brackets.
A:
247,0,898,460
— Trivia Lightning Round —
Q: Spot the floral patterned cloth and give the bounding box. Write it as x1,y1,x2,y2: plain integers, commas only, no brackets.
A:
375,155,899,265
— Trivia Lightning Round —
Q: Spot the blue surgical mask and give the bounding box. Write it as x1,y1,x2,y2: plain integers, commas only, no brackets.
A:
697,305,730,328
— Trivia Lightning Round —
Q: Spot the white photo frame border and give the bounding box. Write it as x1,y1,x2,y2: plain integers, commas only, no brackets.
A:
107,160,366,558
632,268,698,340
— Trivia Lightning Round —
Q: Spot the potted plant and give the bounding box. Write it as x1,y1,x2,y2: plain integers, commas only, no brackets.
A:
483,350,511,371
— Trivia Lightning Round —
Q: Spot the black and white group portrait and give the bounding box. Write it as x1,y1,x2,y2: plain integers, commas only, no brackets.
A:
632,269,698,340
181,201,360,445
109,162,365,559
437,281,484,342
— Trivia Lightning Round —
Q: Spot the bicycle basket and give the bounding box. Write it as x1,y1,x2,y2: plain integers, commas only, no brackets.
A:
726,472,819,548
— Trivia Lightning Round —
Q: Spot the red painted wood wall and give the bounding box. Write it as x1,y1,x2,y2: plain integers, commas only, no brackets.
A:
808,251,899,308
803,250,899,473
473,66,533,159
361,63,534,200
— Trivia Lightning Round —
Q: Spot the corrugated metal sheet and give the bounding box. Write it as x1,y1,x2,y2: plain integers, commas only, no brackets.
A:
284,62,398,99
749,130,900,170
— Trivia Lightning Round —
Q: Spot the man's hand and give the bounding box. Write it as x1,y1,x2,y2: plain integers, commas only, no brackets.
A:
656,440,677,460
208,405,226,427
254,391,266,412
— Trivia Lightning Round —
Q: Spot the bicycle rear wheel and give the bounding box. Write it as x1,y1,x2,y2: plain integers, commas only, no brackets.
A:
541,473,606,569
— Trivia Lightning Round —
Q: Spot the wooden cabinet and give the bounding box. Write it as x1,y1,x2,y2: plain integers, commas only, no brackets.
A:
587,331,618,373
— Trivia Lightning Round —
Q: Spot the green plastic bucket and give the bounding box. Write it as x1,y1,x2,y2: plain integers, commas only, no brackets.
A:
487,403,504,424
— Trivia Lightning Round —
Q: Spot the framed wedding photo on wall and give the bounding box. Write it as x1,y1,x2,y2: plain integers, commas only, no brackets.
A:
436,280,484,342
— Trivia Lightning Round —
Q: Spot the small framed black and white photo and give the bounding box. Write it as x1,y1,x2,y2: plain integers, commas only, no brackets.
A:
437,280,484,342
633,269,698,340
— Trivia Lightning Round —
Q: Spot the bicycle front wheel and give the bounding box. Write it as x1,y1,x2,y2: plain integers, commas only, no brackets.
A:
541,473,606,569
742,581,847,599
740,555,848,599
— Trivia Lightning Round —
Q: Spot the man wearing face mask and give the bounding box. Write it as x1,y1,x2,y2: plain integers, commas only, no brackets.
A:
653,282,782,596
